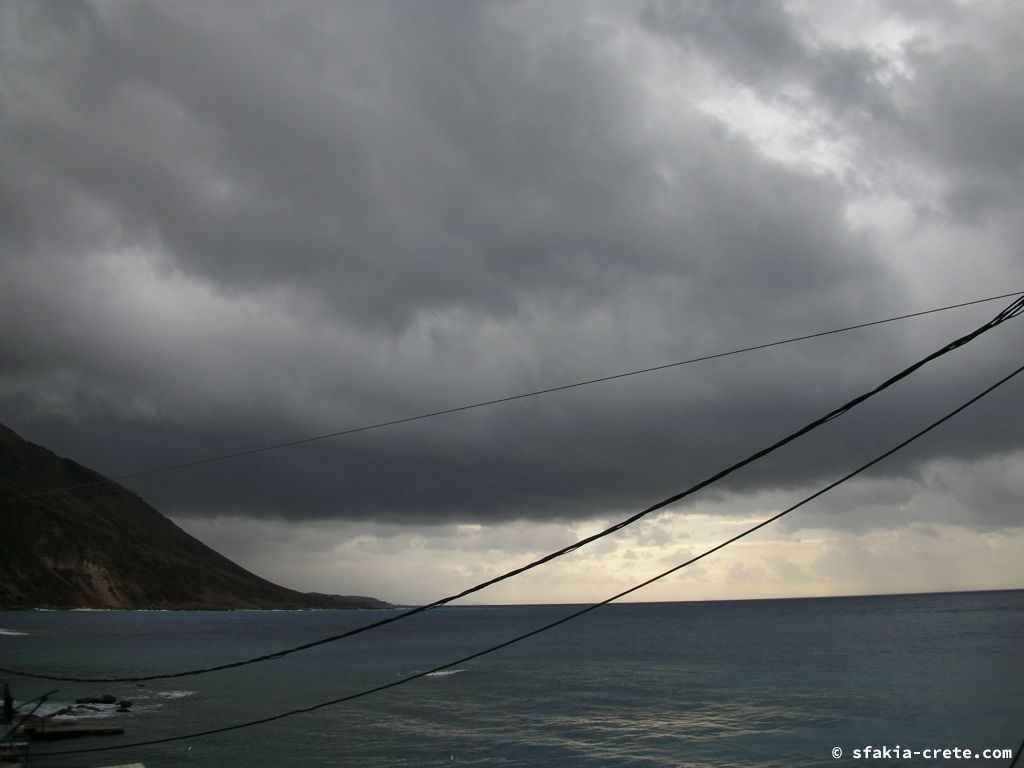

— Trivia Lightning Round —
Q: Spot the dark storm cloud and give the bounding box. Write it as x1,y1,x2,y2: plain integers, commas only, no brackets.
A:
1,0,887,327
1,0,1021,530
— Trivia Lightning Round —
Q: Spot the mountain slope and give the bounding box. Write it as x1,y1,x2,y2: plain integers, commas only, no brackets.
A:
0,423,388,610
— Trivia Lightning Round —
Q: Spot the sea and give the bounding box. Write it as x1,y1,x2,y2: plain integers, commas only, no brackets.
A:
1,590,1021,767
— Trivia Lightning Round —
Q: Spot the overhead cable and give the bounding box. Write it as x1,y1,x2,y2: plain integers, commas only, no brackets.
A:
7,294,1023,686
4,290,1021,505
31,357,1024,758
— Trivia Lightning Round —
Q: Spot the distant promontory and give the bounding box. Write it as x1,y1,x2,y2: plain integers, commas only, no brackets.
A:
0,423,390,610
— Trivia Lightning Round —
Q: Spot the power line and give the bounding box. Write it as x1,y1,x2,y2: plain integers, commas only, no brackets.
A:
7,295,1023,686
5,290,1021,506
32,357,1024,758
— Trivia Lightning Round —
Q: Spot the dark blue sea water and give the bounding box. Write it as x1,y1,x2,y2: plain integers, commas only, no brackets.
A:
1,590,1021,767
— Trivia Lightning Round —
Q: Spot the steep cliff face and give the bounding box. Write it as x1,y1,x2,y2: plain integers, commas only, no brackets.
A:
0,424,388,610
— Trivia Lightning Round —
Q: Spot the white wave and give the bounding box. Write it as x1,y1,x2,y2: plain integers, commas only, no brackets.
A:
0,628,28,636
54,710,115,721
156,690,196,699
425,669,466,678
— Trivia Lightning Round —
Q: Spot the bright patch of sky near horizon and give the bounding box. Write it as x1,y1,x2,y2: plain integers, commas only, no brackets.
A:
174,510,1024,606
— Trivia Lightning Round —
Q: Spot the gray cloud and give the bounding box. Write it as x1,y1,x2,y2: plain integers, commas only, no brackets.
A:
643,0,1024,222
1,0,1022,535
642,0,894,118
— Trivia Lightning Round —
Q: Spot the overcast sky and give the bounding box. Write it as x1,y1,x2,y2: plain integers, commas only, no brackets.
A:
2,0,1022,605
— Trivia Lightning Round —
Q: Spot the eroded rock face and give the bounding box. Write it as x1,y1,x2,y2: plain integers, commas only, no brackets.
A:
0,423,390,611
